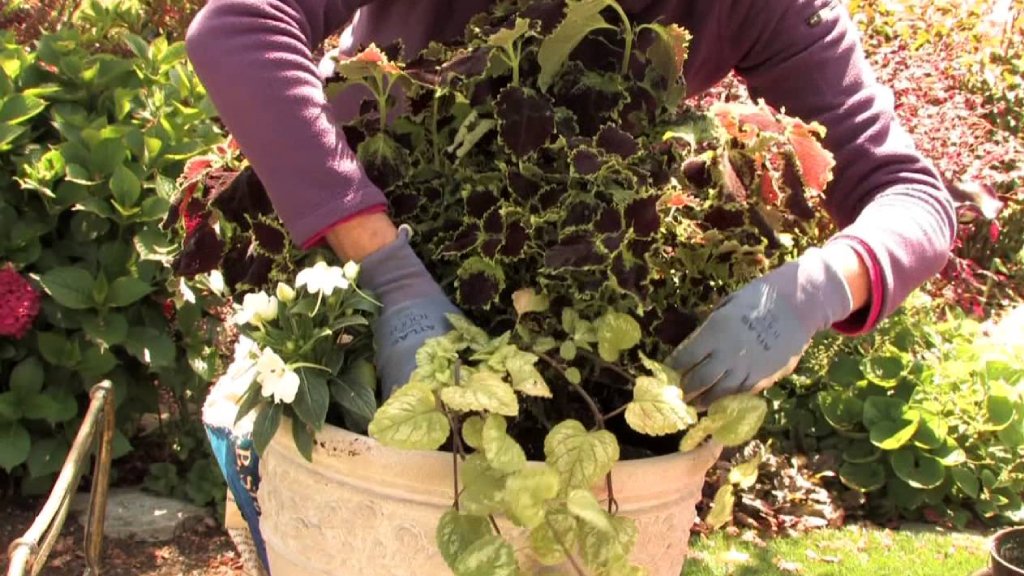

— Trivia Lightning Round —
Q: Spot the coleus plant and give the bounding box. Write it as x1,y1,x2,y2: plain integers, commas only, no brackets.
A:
168,0,839,572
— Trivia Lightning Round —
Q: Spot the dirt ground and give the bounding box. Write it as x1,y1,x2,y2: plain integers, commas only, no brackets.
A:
0,497,245,576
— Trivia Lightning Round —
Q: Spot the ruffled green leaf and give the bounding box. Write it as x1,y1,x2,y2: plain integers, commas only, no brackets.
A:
461,454,509,515
566,489,612,533
503,465,560,529
625,375,696,436
512,288,549,317
488,17,532,53
594,310,642,362
708,394,767,446
728,453,762,489
451,535,518,576
705,484,734,530
368,385,450,450
482,414,527,473
439,371,519,416
537,0,616,91
579,514,638,572
529,509,577,565
462,415,485,449
502,349,551,398
544,420,619,491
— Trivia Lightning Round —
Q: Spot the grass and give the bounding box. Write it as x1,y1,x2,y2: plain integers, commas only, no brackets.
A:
683,523,992,576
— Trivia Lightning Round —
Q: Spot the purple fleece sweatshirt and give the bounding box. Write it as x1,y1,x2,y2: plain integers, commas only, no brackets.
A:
184,0,956,333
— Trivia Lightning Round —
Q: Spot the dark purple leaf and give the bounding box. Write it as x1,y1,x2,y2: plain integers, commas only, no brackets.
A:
611,252,649,297
649,307,700,348
595,206,622,234
624,195,659,237
544,234,605,268
496,86,555,157
596,125,639,158
508,170,541,202
441,226,480,256
483,209,504,234
521,0,566,33
682,158,712,189
468,190,500,219
172,222,224,278
500,221,529,257
481,237,503,258
252,220,286,255
389,191,421,220
210,167,273,228
704,205,747,230
572,148,604,176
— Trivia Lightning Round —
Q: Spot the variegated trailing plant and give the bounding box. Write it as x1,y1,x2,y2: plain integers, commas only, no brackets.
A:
167,0,841,572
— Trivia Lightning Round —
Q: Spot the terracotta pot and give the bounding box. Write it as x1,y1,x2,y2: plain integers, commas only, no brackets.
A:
258,420,721,576
992,527,1024,576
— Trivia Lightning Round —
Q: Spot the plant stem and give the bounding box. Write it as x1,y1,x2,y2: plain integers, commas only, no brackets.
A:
578,349,634,384
602,404,627,421
544,516,588,576
609,1,634,77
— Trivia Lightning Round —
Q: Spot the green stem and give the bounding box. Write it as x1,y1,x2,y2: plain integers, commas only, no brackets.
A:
375,73,389,133
510,43,521,86
609,2,634,76
543,516,588,576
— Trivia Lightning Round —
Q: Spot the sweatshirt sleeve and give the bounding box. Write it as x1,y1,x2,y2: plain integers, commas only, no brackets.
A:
730,0,956,332
185,0,387,247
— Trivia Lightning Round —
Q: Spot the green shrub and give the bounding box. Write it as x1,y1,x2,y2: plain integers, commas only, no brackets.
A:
765,295,1024,526
0,20,223,504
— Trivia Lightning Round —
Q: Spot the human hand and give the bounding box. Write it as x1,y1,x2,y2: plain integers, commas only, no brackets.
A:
359,225,461,398
664,245,855,409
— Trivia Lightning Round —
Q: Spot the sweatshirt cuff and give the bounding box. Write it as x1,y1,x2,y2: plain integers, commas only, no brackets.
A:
829,236,885,336
299,204,389,250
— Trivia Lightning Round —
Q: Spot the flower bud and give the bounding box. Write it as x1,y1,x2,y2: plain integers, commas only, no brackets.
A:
276,282,296,303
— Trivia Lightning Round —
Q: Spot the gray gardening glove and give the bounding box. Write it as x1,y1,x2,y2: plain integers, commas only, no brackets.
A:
359,225,461,399
665,245,855,409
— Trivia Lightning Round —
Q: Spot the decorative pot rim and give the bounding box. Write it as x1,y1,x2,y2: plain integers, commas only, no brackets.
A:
991,526,1024,574
266,418,723,512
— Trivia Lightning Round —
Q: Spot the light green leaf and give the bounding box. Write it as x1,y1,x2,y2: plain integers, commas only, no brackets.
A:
544,420,619,491
482,414,527,473
502,349,551,398
462,415,485,449
39,267,95,310
818,390,864,430
439,371,519,417
595,310,641,362
679,418,715,452
0,94,46,124
512,288,549,317
707,394,768,446
728,453,762,489
110,164,142,207
368,384,450,450
625,376,696,436
436,510,494,570
638,353,678,387
450,535,518,576
461,454,509,515
862,396,906,428
447,314,491,349
10,357,44,396
890,448,946,489
579,514,638,571
0,422,31,471
559,340,577,361
537,0,616,91
529,509,577,565
951,468,980,499
987,390,1016,430
292,368,330,431
503,465,560,529
705,484,734,530
566,489,612,533
869,412,920,450
565,367,582,385
488,17,532,52
105,276,152,307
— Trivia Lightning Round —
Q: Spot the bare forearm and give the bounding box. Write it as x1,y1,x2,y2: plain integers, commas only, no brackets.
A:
323,213,399,262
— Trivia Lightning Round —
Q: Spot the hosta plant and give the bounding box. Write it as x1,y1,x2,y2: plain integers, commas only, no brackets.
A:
171,0,841,571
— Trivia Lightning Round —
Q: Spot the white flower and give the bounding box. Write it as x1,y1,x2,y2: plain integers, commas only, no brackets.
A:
234,292,279,326
342,260,360,282
255,348,300,404
295,261,350,296
276,282,296,303
202,336,260,434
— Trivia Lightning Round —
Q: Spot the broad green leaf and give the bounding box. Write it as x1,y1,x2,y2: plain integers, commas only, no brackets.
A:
10,357,44,395
462,415,485,449
641,22,690,86
579,514,638,571
951,468,980,499
124,327,176,367
818,390,863,430
911,411,948,449
679,418,715,452
862,396,906,428
39,267,95,310
544,420,619,490
707,394,767,446
0,94,46,124
27,436,68,478
330,375,377,434
511,288,549,317
998,414,1024,448
252,403,283,457
439,371,519,416
987,390,1016,430
827,355,864,386
291,418,314,462
503,466,560,529
36,332,79,368
842,441,881,464
78,345,118,379
594,310,641,362
537,0,616,91
436,510,494,570
0,392,22,421
932,438,967,466
529,509,577,565
110,164,142,207
292,368,330,431
625,375,695,436
869,411,920,450
638,353,678,388
105,276,152,307
450,535,518,576
0,422,31,471
81,313,128,346
482,414,527,473
705,484,734,530
559,340,577,361
890,448,945,489
566,489,612,533
461,454,508,515
728,453,762,489
368,385,450,450
447,314,491,349
861,355,904,387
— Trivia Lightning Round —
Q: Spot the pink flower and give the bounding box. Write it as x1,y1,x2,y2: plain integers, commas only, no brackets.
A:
0,264,41,340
